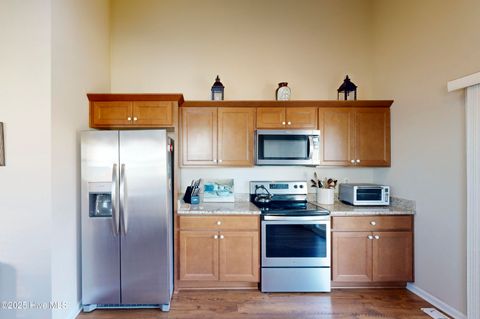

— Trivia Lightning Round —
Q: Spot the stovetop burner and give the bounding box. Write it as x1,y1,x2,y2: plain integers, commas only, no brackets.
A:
259,201,330,216
250,181,331,216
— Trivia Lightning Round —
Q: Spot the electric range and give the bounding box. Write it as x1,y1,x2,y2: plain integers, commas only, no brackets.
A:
250,181,331,293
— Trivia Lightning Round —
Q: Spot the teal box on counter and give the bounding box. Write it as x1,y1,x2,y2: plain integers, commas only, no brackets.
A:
190,195,200,204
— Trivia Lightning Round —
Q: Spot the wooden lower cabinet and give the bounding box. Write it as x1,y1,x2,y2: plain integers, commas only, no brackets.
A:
331,216,413,287
178,215,260,289
179,231,219,281
219,231,259,282
332,232,372,282
372,231,413,282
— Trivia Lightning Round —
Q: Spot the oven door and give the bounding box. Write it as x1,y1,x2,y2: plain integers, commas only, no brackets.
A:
255,130,320,166
261,216,330,267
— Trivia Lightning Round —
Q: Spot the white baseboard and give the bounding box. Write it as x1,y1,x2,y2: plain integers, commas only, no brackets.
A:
407,283,466,319
66,302,81,319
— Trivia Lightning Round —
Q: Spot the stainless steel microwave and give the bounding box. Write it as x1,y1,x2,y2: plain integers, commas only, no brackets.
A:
255,130,320,166
338,183,390,206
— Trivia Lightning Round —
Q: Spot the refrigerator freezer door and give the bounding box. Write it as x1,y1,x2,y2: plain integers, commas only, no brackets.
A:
81,131,121,305
119,130,172,304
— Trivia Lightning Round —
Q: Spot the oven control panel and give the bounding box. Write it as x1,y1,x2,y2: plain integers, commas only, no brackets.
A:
250,181,308,195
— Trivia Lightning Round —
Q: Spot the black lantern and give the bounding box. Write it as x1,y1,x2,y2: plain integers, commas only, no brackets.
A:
337,75,357,100
211,75,225,101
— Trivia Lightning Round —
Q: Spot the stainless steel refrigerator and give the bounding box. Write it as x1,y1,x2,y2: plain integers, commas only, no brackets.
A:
80,130,174,312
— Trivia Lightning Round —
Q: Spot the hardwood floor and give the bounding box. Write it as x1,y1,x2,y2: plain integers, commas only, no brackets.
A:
77,289,439,319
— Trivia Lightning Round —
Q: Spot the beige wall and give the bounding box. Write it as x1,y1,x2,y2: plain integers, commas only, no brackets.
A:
110,0,374,100
0,1,53,319
111,0,378,206
372,0,480,315
51,1,110,318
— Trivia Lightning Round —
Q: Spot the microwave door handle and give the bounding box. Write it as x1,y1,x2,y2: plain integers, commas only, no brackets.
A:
308,136,314,160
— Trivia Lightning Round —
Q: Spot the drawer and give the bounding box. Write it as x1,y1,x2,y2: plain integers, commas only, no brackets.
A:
332,216,412,231
179,215,259,230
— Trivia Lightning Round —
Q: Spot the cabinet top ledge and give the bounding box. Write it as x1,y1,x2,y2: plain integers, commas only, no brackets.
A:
87,93,184,104
182,100,393,108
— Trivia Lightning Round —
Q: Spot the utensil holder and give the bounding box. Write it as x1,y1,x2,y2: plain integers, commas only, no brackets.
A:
316,188,335,205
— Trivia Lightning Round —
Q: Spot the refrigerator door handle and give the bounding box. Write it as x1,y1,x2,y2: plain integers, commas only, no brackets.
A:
111,163,120,236
120,163,128,235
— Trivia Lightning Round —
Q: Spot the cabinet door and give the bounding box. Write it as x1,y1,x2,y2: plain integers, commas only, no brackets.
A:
256,107,285,128
219,231,259,282
132,101,173,126
318,108,354,166
286,107,317,129
354,108,391,166
332,232,372,282
90,101,132,127
372,231,413,282
218,107,255,166
181,107,217,166
179,231,219,281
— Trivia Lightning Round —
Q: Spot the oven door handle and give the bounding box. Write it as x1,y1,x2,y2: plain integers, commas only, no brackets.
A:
263,215,330,221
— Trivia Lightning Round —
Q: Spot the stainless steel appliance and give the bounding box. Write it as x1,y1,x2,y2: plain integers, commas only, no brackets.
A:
255,130,321,166
250,181,331,292
81,130,174,312
339,183,390,206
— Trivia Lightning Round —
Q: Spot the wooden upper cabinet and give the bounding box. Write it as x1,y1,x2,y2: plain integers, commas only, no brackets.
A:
285,107,317,129
318,108,354,166
318,107,390,167
354,108,391,166
218,108,255,166
181,107,217,166
88,94,183,128
179,230,219,281
132,101,173,126
257,107,317,129
91,101,133,127
219,231,259,282
256,107,285,128
332,231,373,282
372,231,413,282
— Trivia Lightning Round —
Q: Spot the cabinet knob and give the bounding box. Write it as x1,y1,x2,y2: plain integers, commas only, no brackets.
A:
350,159,355,163
370,221,376,226
133,117,138,121
282,121,286,125
220,235,224,239
127,117,132,121
368,235,374,240
287,121,292,125
213,235,218,239
218,159,223,163
213,159,217,163
216,221,222,225
356,159,361,163
374,235,380,240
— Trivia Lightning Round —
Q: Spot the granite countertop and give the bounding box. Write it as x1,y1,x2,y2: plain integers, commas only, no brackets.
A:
178,200,261,215
177,195,415,216
317,197,415,216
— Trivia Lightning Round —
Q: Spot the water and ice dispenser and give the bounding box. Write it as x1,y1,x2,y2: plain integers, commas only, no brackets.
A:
88,182,112,217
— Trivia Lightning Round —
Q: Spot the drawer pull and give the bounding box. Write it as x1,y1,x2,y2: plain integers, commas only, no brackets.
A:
287,121,292,125
350,159,355,163
216,221,222,225
127,117,132,121
133,117,138,121
370,221,376,226
374,235,380,240
219,235,224,239
213,235,218,239
368,235,373,240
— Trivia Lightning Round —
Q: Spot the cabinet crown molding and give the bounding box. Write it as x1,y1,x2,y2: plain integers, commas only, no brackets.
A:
87,93,184,105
